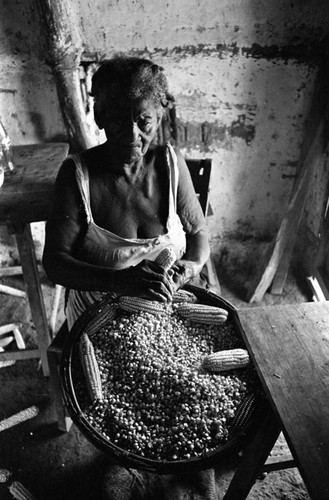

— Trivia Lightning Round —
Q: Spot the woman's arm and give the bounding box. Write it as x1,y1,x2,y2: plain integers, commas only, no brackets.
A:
43,159,173,301
171,150,210,289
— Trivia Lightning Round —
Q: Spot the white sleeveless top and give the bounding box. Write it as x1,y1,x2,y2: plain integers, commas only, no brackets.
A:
66,143,186,329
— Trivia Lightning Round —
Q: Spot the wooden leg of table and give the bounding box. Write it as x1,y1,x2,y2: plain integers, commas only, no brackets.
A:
223,409,280,500
13,223,51,376
47,348,72,432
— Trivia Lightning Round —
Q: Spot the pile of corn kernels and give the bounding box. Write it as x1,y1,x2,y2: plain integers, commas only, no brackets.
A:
73,301,260,462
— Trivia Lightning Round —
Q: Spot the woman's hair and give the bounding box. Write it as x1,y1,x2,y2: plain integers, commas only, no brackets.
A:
91,56,175,111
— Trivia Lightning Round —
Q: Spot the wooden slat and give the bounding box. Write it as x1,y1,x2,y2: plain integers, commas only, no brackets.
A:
263,453,296,473
0,284,26,297
237,302,329,500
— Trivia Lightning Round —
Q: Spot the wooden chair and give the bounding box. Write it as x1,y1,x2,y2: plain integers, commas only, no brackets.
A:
185,158,220,294
47,157,220,432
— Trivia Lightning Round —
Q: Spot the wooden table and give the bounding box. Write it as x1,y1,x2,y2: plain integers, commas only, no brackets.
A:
0,143,69,376
224,301,329,500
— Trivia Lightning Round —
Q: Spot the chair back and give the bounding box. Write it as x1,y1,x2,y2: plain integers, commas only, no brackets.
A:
185,159,211,216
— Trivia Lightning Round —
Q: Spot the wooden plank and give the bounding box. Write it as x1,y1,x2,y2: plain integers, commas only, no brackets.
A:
0,349,40,361
306,273,329,301
14,223,51,376
263,454,296,473
270,165,310,295
237,302,329,500
246,116,327,302
0,284,26,297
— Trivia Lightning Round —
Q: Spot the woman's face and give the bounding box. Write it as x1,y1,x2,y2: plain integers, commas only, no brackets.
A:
97,95,162,164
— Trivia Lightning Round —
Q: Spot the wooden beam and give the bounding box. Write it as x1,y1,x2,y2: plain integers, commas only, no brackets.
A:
263,453,296,473
0,284,26,297
0,349,40,361
34,0,93,151
246,114,328,302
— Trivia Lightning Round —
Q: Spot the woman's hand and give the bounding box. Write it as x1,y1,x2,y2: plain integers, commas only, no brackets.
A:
117,259,174,302
170,258,203,291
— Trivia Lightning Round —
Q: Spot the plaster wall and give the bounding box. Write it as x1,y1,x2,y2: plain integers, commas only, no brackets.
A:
0,0,328,272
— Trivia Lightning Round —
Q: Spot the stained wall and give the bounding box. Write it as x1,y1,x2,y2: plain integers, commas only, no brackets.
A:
0,0,328,280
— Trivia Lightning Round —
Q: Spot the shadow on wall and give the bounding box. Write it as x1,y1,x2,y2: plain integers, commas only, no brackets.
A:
217,238,270,300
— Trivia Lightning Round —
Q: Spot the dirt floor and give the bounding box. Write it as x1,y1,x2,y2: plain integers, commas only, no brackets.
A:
0,264,313,500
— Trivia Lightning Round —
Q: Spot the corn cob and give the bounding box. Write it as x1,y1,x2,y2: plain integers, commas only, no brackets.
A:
0,335,14,349
79,333,103,402
85,302,118,337
0,405,39,432
175,303,228,324
203,348,249,372
172,289,198,304
0,468,11,483
119,296,167,315
9,481,36,500
154,247,176,271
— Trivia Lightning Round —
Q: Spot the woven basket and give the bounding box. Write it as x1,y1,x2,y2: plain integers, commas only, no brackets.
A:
60,284,266,474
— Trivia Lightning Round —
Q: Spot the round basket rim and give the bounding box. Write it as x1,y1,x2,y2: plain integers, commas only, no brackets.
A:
60,284,266,474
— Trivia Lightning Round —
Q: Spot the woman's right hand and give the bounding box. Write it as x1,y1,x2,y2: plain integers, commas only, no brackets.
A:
117,259,174,302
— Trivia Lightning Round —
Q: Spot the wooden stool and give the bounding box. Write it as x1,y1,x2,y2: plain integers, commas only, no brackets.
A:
0,143,69,376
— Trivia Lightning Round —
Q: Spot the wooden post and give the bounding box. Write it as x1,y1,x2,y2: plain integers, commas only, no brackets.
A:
34,0,94,151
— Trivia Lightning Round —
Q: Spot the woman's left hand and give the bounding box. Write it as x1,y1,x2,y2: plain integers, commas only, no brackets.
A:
170,259,203,290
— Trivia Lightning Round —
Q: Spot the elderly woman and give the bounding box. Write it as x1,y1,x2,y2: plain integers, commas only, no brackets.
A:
43,56,210,330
